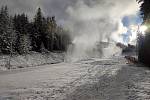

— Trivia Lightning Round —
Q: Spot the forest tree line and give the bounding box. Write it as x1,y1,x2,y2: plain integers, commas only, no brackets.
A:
137,0,150,65
0,6,71,55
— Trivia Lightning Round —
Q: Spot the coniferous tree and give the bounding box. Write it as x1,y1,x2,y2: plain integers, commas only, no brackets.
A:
137,0,150,21
33,7,47,52
0,6,16,54
0,5,71,56
13,13,31,54
137,0,150,65
46,16,57,51
18,34,31,54
13,13,29,34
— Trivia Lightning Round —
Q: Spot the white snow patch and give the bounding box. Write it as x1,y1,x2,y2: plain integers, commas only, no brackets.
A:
0,52,64,70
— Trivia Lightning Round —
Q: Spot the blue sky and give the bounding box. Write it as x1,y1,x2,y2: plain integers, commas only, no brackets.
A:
122,13,143,43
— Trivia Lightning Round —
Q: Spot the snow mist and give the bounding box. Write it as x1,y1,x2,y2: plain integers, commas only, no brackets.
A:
65,0,140,62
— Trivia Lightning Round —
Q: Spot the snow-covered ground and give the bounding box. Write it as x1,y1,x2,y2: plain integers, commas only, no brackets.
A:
0,52,64,70
0,57,150,100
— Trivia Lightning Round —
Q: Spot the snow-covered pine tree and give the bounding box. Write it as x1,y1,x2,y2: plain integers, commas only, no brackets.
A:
33,7,45,52
13,13,31,54
18,34,31,54
46,16,57,51
0,6,16,54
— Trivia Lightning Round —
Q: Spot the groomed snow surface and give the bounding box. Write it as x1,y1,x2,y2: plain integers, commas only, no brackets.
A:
0,56,150,100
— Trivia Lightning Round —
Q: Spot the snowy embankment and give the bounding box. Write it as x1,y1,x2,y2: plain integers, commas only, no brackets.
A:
0,52,64,70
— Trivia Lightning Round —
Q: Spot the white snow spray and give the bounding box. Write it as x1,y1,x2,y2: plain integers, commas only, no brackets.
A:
65,0,140,62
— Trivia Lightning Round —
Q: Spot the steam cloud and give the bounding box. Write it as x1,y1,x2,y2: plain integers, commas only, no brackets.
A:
65,0,140,62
